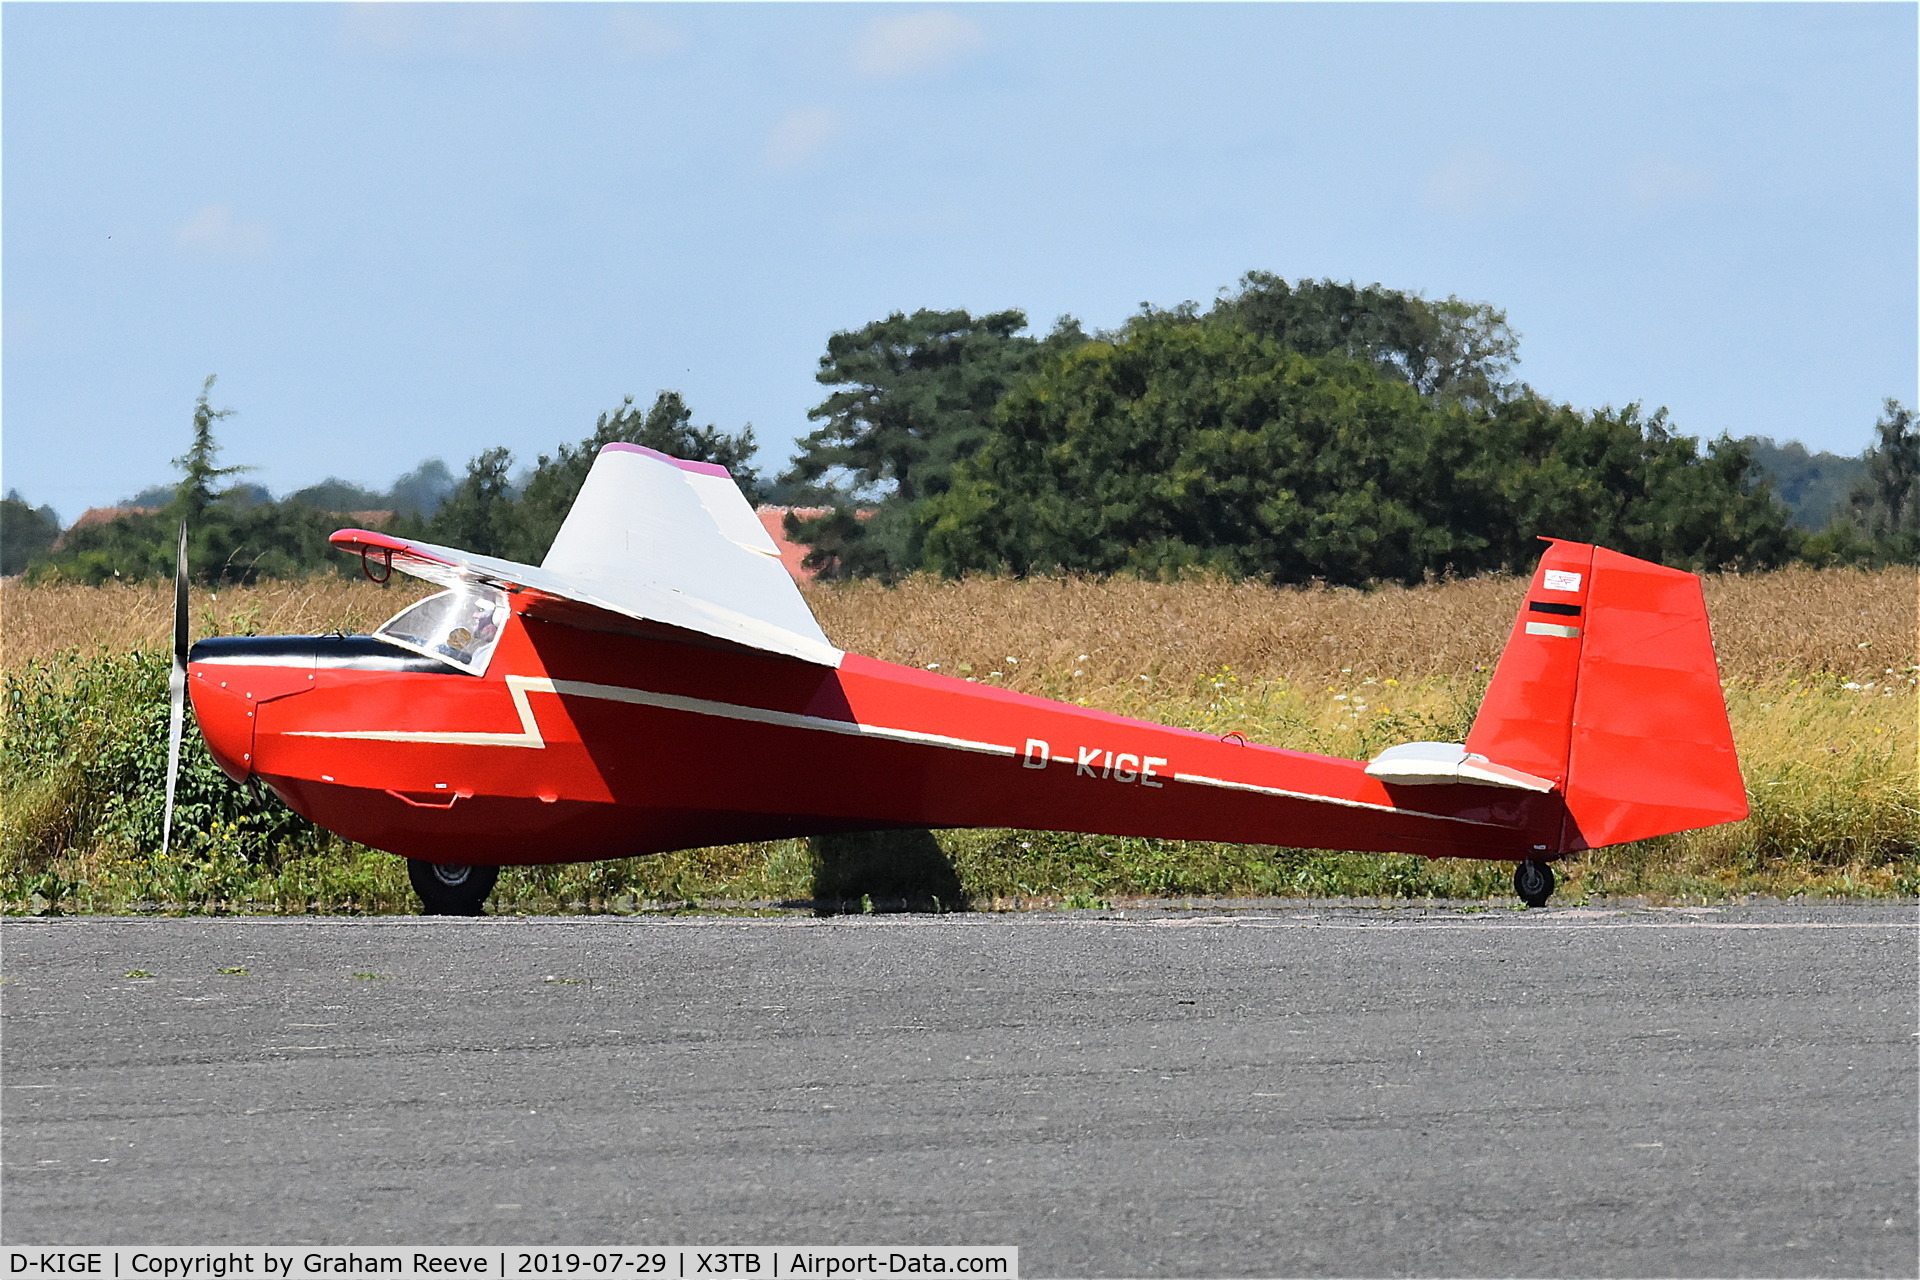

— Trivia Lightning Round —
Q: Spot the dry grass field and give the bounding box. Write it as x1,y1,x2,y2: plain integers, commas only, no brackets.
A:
809,566,1913,691
5,564,1910,684
2,565,1914,912
1,576,435,666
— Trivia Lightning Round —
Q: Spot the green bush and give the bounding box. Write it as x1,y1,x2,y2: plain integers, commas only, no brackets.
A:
3,649,316,874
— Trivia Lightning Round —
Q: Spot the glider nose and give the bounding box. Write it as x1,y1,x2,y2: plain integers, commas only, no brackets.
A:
187,653,257,782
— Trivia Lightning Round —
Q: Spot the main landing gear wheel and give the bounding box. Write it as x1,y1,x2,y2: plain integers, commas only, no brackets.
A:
1514,859,1555,909
408,860,499,916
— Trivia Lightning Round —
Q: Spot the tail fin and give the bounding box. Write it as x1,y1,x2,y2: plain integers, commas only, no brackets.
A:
1465,540,1748,851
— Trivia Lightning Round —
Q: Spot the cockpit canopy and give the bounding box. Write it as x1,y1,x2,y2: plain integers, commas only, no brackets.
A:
373,584,510,676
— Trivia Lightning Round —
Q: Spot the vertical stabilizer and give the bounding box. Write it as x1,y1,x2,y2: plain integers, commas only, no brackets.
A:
1558,547,1747,849
1463,540,1595,787
1464,540,1747,852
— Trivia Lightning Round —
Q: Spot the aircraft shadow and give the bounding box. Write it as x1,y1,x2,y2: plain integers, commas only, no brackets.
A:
807,828,969,915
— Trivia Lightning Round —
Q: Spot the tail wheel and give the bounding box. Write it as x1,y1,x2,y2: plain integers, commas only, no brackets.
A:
407,860,499,916
1514,859,1555,909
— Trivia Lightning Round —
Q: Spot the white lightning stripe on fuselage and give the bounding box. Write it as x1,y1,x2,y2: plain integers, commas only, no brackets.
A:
1170,772,1509,829
285,675,1018,759
286,675,549,747
547,677,1017,758
282,674,1516,831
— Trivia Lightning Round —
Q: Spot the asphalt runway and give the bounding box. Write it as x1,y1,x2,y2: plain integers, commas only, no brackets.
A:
3,903,1915,1278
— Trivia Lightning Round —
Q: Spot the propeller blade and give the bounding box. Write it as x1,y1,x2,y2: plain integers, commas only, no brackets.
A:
162,522,188,856
173,520,189,665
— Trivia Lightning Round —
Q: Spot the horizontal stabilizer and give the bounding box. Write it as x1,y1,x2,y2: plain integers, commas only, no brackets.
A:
1365,741,1556,792
331,445,841,668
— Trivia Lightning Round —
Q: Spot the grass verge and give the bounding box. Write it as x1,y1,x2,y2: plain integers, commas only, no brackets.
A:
4,648,1912,915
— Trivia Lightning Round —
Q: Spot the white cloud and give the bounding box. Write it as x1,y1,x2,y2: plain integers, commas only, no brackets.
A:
1422,150,1529,217
852,10,985,80
1629,160,1714,209
765,107,839,171
176,205,272,258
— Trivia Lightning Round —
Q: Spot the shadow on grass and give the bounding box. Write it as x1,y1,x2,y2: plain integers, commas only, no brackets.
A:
808,829,968,915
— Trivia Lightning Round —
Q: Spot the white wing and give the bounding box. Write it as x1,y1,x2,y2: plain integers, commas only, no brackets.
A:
331,444,841,667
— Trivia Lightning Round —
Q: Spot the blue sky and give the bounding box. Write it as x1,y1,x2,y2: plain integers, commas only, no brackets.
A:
5,2,1915,522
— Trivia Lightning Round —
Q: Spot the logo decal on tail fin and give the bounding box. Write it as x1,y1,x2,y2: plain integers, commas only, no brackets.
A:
1543,570,1583,592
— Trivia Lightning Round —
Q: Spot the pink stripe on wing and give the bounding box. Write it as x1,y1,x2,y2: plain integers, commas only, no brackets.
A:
599,442,733,478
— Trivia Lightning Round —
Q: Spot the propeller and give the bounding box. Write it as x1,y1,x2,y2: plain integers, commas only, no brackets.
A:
161,521,188,856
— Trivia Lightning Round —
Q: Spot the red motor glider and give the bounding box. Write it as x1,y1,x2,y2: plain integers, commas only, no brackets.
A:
169,443,1748,913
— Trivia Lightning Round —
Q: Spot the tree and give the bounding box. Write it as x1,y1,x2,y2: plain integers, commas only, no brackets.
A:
1849,399,1919,548
386,458,457,518
920,316,1796,585
297,459,460,519
426,447,518,559
1208,273,1520,405
922,318,1496,585
626,390,764,494
1472,397,1797,572
28,385,770,584
285,479,387,513
499,391,763,562
1739,437,1866,530
781,309,1082,578
781,280,1528,581
1,491,61,575
38,374,357,585
789,309,1035,505
169,376,251,524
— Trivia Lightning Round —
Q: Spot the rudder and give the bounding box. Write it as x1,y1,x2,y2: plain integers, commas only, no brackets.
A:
1464,541,1747,852
1560,546,1747,849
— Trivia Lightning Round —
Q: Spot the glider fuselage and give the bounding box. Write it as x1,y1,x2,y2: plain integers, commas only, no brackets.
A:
189,610,1562,867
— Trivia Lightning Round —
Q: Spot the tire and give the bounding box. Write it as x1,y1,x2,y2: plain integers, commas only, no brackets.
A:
407,859,499,916
1514,859,1555,909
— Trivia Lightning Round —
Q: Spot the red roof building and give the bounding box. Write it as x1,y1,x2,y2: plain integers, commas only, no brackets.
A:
756,506,832,581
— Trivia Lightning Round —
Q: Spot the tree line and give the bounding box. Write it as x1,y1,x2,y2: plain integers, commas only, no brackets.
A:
4,383,763,583
779,274,1912,583
5,272,1915,585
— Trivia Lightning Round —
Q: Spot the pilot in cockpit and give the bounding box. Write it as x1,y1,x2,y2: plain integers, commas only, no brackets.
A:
439,593,501,664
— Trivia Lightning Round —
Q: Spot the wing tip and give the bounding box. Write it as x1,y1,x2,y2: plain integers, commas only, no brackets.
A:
329,527,404,551
599,442,733,479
